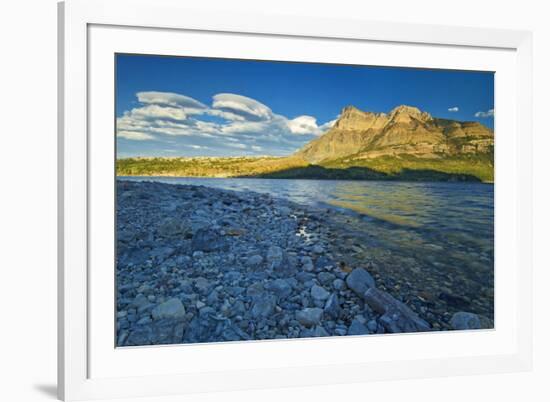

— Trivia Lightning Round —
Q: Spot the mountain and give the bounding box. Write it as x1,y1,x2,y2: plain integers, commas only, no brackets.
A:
297,105,494,163
117,105,495,182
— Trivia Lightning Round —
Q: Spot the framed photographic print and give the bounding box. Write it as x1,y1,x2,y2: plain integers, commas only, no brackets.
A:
58,0,533,400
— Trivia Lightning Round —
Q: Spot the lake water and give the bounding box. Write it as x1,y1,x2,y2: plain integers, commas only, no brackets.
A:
120,176,494,321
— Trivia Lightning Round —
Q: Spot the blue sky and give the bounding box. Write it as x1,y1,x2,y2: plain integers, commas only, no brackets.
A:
116,54,494,158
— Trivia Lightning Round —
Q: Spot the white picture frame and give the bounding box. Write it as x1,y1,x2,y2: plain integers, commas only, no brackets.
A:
58,0,533,400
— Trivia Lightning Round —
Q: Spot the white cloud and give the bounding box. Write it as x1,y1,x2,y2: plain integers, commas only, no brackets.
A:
127,104,190,121
117,130,155,140
117,91,337,156
212,93,273,121
448,106,459,112
136,91,207,109
475,109,494,118
287,115,320,135
226,142,248,149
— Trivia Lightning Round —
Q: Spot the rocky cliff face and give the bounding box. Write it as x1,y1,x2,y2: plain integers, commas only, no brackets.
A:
298,105,494,163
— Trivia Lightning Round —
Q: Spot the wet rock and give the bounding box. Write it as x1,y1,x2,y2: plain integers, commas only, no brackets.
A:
346,268,376,296
450,312,481,330
364,288,430,333
301,256,314,272
438,292,471,310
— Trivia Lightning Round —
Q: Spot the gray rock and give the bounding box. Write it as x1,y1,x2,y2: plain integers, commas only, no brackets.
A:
301,256,314,272
131,294,149,309
312,245,324,254
367,319,378,332
364,288,430,333
152,298,186,320
324,293,341,319
450,312,481,330
266,279,293,300
332,278,346,291
246,254,263,267
346,268,376,296
117,229,135,243
137,316,152,325
296,308,323,327
302,325,329,338
311,285,330,301
191,228,228,252
348,319,369,336
246,282,265,298
157,218,186,237
278,206,291,216
317,272,336,286
251,294,277,319
194,277,211,294
266,246,284,269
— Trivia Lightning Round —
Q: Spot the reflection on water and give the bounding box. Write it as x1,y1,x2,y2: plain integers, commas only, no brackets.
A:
120,176,494,321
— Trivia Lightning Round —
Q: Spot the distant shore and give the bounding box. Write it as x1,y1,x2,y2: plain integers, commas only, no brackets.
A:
116,180,491,346
116,154,494,183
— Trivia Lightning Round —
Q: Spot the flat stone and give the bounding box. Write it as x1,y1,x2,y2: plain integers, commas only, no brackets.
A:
296,308,323,328
151,298,186,320
364,288,430,333
251,294,277,319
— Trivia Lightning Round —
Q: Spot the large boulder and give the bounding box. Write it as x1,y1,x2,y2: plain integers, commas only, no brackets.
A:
151,298,186,320
363,288,430,333
450,312,481,330
346,268,376,296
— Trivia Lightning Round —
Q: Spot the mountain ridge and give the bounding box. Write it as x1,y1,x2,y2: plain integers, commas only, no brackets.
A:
297,104,493,163
116,104,494,182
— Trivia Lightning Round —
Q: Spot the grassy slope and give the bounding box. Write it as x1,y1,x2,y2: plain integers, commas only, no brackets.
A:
116,153,494,182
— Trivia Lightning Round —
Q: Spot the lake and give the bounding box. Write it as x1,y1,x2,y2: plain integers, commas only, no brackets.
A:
119,176,494,321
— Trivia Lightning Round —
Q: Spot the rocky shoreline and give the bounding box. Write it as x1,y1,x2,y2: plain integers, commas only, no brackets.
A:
116,180,489,346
